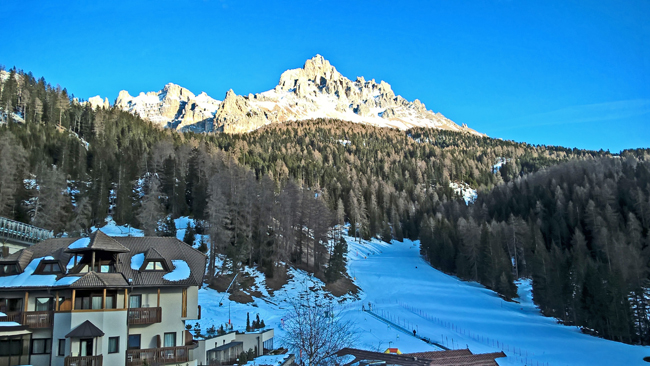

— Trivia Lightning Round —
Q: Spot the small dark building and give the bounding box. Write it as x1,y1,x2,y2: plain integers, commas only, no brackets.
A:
336,348,506,366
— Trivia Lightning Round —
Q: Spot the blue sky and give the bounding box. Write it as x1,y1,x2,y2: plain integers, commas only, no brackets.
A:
1,0,648,152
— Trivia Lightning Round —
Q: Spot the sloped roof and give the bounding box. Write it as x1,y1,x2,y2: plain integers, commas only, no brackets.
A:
0,249,34,272
336,348,506,366
66,231,130,253
210,341,243,352
115,237,205,287
144,247,165,261
69,272,129,288
427,352,506,366
403,350,472,359
65,320,105,338
0,234,206,289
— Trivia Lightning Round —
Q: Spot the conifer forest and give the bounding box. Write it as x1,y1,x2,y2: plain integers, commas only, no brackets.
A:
1,67,649,345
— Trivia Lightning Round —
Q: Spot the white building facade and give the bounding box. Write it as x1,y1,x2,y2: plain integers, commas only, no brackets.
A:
0,231,206,366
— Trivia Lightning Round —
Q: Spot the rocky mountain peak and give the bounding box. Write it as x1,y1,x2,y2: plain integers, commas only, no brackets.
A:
161,83,194,102
110,55,482,136
87,95,110,110
115,90,132,109
302,54,340,82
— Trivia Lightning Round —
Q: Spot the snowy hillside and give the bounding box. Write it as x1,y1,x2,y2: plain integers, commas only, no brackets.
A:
88,218,649,365
197,234,650,366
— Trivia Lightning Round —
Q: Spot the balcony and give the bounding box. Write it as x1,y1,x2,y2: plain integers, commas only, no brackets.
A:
24,310,54,328
0,310,22,323
0,310,54,328
64,355,103,366
127,307,162,325
126,346,190,366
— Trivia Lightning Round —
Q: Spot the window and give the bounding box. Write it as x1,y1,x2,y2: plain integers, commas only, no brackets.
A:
105,295,115,309
58,339,65,356
95,260,114,273
129,294,142,309
127,335,141,350
39,262,61,274
31,338,51,354
75,296,90,310
108,337,119,354
74,292,113,310
79,339,92,357
144,261,164,270
0,263,18,276
91,296,102,310
0,339,22,356
163,332,176,348
35,297,53,311
4,298,22,312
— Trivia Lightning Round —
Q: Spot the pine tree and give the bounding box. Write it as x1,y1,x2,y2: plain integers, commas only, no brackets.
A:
326,237,347,283
183,222,196,246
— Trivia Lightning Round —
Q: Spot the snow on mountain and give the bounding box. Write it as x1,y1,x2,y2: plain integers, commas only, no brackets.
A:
197,233,648,365
86,95,110,110
106,55,482,135
114,83,221,132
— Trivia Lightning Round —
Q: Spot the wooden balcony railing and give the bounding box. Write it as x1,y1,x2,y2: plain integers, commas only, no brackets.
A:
23,310,54,328
0,310,22,323
126,345,190,366
64,355,103,366
127,307,162,325
0,310,54,328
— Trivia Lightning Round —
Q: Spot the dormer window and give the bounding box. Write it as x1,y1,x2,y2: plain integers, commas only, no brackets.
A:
144,261,165,271
38,261,62,274
0,264,18,276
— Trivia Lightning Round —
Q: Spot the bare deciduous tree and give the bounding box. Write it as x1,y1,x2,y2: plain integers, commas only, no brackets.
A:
282,285,357,366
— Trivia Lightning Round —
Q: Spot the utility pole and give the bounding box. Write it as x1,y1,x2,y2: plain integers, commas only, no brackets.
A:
219,273,239,328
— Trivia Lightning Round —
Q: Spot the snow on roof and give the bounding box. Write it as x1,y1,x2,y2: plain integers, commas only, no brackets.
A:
0,321,22,327
163,260,191,281
0,312,5,317
246,354,291,366
67,237,90,249
0,256,58,288
131,253,145,270
66,255,78,270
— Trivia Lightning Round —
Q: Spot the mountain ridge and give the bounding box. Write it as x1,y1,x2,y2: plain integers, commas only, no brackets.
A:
100,55,482,135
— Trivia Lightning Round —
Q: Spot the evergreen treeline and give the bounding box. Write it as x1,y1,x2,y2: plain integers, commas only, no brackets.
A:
204,119,609,244
422,156,650,344
0,68,339,281
5,66,649,345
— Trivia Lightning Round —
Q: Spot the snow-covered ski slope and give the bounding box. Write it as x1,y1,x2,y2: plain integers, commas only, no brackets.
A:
346,238,650,365
198,235,649,366
91,218,647,364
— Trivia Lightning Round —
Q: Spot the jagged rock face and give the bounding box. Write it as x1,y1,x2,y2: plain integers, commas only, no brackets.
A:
87,96,110,110
110,55,482,135
113,83,220,131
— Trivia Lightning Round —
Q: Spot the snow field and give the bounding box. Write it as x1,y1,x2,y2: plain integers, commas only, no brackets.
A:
345,237,650,366
197,233,650,365
93,218,648,365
